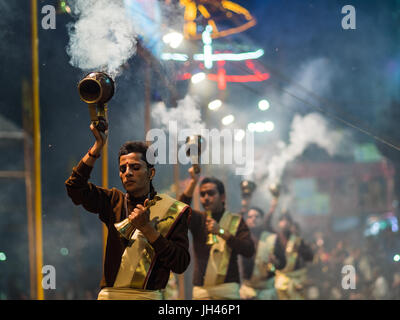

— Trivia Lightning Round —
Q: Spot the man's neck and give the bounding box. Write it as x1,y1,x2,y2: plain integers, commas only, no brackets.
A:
211,207,225,222
128,191,149,202
279,229,292,241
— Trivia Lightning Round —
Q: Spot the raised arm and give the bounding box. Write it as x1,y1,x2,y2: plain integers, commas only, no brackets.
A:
65,120,113,223
264,196,278,233
179,166,200,206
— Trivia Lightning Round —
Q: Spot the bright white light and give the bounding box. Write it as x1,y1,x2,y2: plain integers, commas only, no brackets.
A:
258,99,270,111
247,122,256,132
202,25,213,69
202,25,213,45
208,99,222,111
204,45,213,69
371,222,380,235
394,254,400,262
264,121,275,132
193,49,264,62
163,32,183,49
234,129,246,141
191,72,206,84
247,121,274,133
222,114,235,126
255,122,265,132
161,53,188,62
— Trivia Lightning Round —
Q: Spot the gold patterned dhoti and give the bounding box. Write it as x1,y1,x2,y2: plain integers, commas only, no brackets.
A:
97,287,163,300
192,283,240,300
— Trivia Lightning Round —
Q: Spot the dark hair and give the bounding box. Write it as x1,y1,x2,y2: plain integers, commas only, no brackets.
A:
118,141,156,199
247,206,265,218
279,211,293,223
200,177,225,195
118,141,154,168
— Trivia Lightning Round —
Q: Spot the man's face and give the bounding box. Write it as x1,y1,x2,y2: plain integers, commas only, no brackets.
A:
119,152,155,197
278,218,292,233
199,182,225,214
245,209,262,229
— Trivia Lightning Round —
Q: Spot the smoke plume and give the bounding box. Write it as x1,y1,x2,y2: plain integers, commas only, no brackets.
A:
151,95,205,133
266,112,343,184
66,0,138,78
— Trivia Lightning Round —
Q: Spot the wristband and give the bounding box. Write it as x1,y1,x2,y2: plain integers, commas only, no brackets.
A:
88,149,101,159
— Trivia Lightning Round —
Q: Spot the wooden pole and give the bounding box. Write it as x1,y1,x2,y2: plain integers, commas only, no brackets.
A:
144,62,152,140
22,79,36,299
173,162,186,299
102,107,109,261
31,0,44,300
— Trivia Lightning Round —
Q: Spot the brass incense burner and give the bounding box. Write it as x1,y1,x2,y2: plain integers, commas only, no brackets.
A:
78,72,115,132
269,183,281,198
240,180,257,199
114,196,162,242
185,135,205,174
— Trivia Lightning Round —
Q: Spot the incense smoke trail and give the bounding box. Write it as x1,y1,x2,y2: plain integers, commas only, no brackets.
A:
151,95,205,133
66,0,138,78
244,58,353,207
266,112,343,184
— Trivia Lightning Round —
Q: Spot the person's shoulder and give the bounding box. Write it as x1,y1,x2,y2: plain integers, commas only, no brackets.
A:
109,187,125,201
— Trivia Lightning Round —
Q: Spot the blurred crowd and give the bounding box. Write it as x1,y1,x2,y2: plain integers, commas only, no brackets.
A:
305,226,400,300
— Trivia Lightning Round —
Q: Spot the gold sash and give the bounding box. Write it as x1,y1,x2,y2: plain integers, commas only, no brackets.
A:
274,235,306,300
112,194,188,290
203,211,241,286
281,234,302,273
249,231,277,286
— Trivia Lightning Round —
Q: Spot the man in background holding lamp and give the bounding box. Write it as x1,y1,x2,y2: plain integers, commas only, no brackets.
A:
180,167,255,299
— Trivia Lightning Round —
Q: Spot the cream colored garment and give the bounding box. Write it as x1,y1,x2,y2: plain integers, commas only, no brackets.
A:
249,232,276,285
113,193,176,288
203,211,240,286
274,268,307,300
97,287,163,300
240,278,277,300
192,283,240,300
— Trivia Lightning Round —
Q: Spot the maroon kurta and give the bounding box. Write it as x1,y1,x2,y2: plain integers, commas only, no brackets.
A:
179,194,255,286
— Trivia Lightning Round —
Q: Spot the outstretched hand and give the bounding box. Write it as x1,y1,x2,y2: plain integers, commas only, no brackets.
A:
188,166,200,181
205,216,220,235
90,118,108,151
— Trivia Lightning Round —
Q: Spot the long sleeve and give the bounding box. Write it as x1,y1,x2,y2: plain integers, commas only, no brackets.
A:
298,240,314,262
150,207,191,274
264,209,276,234
226,218,255,258
65,160,115,224
178,193,192,206
178,194,203,233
